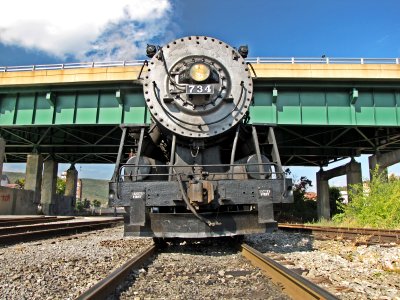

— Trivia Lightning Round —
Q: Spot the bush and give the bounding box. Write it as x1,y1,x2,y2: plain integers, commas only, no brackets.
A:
14,178,25,189
92,199,101,208
82,198,91,208
278,176,318,222
329,186,344,217
56,178,66,195
333,167,400,229
75,201,85,212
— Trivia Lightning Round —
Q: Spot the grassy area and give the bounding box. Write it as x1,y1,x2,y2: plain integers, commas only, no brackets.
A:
3,171,109,205
310,169,400,229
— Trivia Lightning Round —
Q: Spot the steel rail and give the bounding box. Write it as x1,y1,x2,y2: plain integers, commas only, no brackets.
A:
241,243,338,300
0,218,123,235
278,223,400,244
0,218,123,244
0,216,49,222
76,242,335,299
75,245,156,300
0,216,74,227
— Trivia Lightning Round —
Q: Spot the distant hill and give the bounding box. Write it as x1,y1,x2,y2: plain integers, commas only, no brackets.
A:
79,178,108,204
3,171,108,205
3,171,22,184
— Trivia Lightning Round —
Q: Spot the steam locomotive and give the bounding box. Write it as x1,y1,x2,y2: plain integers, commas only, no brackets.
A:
109,36,293,238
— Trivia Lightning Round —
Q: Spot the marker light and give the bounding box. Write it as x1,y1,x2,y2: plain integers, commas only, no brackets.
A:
146,44,157,58
189,63,211,82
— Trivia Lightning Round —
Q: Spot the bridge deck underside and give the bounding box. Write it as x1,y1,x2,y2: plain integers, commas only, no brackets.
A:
1,124,399,166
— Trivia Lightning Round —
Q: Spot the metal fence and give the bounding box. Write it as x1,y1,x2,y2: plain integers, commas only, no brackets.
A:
0,57,399,72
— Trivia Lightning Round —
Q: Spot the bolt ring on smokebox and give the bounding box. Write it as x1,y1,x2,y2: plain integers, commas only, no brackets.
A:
143,36,253,139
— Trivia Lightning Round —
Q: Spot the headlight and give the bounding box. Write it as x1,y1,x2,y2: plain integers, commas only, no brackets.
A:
189,63,210,82
109,190,115,201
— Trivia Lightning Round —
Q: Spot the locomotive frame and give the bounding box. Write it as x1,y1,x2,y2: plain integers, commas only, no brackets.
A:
109,36,293,238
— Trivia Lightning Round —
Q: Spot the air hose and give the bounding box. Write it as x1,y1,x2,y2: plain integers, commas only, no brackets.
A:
175,172,220,227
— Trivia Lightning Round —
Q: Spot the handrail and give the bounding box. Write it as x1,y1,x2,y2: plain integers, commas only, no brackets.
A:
0,57,399,73
245,57,400,64
0,60,144,72
117,162,284,181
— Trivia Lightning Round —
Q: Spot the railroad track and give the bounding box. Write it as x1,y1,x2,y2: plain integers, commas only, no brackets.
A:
278,223,400,245
76,245,157,300
76,242,337,300
241,244,337,300
0,216,75,227
0,217,123,245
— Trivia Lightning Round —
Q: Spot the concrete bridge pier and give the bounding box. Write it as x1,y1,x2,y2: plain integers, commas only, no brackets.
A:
368,149,400,180
65,164,78,207
316,169,330,219
316,159,362,219
346,159,363,196
41,159,58,215
25,153,43,204
0,137,5,178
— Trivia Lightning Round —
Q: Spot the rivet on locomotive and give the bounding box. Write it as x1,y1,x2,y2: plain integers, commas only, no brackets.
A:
109,36,293,238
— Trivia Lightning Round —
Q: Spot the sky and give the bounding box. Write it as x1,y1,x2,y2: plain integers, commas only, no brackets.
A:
1,0,400,187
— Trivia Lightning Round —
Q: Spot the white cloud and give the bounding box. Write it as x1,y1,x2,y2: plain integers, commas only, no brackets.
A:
0,0,173,61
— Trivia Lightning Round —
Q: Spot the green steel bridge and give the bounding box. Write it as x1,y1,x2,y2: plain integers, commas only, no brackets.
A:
1,58,400,166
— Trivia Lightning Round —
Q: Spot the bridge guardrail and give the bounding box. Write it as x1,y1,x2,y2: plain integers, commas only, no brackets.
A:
245,57,400,64
0,57,399,73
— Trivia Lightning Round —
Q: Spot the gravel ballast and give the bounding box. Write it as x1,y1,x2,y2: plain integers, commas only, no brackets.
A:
246,230,400,300
116,240,290,300
1,226,399,299
0,226,152,300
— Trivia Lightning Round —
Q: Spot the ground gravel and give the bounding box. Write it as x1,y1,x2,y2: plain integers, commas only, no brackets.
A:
115,239,290,300
246,230,400,300
2,226,398,300
0,225,152,300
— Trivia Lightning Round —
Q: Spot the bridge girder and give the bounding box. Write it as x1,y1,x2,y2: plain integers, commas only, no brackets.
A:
1,63,400,166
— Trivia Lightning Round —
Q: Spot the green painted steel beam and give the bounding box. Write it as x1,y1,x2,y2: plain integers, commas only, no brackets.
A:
1,81,400,127
250,88,400,127
0,88,150,126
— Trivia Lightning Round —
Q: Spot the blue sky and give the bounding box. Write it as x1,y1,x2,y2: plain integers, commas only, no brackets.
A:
1,0,400,187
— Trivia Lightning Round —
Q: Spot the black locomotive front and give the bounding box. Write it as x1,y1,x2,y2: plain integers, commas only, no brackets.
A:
109,36,293,238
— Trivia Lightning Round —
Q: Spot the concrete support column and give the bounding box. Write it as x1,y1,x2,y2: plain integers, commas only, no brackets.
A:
65,164,78,205
346,160,362,199
0,137,5,178
369,153,389,180
25,153,43,203
41,159,58,215
316,169,330,220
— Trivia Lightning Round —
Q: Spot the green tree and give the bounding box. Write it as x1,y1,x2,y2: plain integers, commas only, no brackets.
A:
75,201,84,212
56,178,66,195
14,178,25,189
92,199,101,208
279,176,317,222
83,198,91,208
329,186,344,217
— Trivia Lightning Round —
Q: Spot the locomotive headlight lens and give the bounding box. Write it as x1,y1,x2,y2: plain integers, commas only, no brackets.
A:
109,190,115,201
189,63,210,82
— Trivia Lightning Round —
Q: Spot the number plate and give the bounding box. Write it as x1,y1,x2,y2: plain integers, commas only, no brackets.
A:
186,84,214,94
